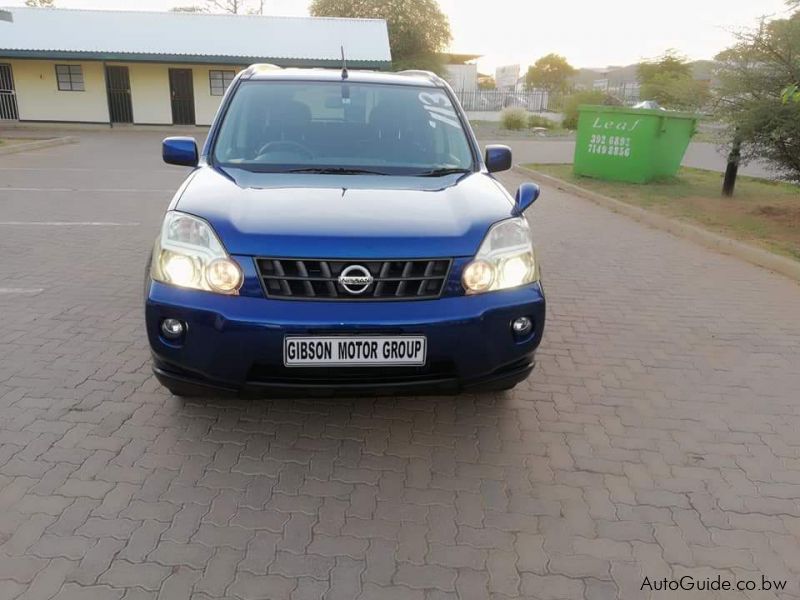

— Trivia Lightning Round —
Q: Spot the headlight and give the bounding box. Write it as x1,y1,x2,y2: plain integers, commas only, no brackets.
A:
150,211,242,294
462,217,538,294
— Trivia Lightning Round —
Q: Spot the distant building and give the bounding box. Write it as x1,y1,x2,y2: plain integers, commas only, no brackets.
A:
494,64,520,91
0,7,391,126
571,60,717,103
440,53,481,92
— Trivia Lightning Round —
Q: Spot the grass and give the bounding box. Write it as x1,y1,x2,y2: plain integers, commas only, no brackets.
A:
469,120,572,140
526,164,800,260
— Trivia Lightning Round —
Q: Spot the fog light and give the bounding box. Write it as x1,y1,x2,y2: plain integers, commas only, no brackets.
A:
512,316,532,337
161,318,185,340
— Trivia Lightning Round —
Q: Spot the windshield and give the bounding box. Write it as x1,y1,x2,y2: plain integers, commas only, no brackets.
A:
212,80,474,175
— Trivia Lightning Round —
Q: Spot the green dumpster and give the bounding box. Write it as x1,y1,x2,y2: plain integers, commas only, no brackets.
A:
573,105,698,183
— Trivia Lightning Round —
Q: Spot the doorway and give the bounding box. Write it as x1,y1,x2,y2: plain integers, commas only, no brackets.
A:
169,68,195,125
105,66,133,123
0,64,19,120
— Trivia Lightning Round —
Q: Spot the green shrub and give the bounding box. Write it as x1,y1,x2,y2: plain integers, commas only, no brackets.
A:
561,90,621,129
527,114,554,129
500,108,528,130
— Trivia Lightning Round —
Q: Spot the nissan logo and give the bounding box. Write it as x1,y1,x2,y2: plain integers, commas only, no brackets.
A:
338,265,374,295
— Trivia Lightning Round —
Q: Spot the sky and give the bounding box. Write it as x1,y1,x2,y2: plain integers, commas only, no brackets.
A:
3,0,795,73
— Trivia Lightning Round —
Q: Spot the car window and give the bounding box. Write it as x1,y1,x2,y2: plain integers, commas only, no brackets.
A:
212,81,474,174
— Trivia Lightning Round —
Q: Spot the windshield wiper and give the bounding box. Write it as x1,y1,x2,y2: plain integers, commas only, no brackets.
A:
285,167,389,175
416,167,471,177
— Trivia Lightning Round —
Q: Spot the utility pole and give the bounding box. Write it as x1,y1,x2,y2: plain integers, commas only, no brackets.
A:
722,133,741,197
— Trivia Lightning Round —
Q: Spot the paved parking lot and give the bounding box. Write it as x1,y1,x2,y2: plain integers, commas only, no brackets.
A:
1,129,800,600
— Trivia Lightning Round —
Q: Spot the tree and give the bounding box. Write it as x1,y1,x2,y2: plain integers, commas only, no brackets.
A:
715,11,800,182
309,0,451,73
636,50,709,110
24,0,55,6
524,54,576,93
639,72,710,110
637,49,692,84
478,76,496,90
171,0,264,14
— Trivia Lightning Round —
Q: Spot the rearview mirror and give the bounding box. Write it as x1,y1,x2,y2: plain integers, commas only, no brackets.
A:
513,182,540,216
163,137,198,167
484,144,512,173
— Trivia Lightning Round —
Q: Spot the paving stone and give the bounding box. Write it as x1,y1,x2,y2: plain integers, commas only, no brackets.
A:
456,526,514,551
21,558,75,600
239,531,279,575
363,539,397,586
98,560,172,591
120,520,168,562
120,500,179,522
228,572,296,600
157,566,200,600
162,503,208,544
454,569,489,600
192,523,253,550
326,557,363,600
487,550,520,597
52,583,124,600
520,574,584,600
229,507,288,532
148,541,214,569
307,534,368,559
0,555,49,584
279,512,315,553
358,583,424,600
3,137,800,600
427,543,486,570
291,577,329,600
48,498,99,536
194,548,242,597
76,517,139,540
270,551,335,580
68,537,126,586
1,513,56,555
29,534,94,560
394,563,457,592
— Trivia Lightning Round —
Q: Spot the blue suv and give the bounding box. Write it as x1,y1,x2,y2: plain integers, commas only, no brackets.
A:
145,65,545,396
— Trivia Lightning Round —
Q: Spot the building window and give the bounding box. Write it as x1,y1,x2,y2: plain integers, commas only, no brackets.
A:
209,70,235,96
55,65,84,92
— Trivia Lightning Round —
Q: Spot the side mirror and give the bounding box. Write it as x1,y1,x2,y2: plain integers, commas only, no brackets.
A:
513,182,540,216
484,144,512,173
163,136,198,167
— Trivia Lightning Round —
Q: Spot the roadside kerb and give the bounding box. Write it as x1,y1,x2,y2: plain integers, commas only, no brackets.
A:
514,164,800,283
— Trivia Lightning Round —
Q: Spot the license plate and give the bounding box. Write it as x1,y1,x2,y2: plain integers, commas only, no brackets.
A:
284,336,427,367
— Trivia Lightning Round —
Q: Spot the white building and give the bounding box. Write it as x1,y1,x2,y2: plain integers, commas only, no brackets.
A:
0,7,391,126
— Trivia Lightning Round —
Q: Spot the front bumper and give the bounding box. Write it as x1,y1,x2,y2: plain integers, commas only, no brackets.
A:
145,280,546,395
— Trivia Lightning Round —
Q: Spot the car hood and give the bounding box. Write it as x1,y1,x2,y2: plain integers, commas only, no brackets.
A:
174,166,516,258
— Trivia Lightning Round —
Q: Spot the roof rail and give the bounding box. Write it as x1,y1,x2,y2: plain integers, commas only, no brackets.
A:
241,63,282,79
397,69,444,84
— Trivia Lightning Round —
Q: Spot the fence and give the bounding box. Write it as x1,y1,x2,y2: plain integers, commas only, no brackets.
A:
594,82,641,105
455,83,642,115
454,89,551,113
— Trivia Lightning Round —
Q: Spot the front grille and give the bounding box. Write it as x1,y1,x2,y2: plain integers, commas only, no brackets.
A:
256,258,452,300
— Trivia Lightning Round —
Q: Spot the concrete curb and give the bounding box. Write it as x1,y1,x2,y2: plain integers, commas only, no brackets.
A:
513,165,800,283
0,136,78,156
